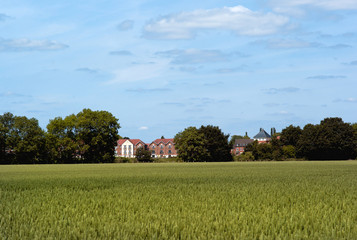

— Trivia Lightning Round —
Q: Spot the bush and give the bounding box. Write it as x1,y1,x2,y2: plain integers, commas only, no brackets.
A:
235,152,254,162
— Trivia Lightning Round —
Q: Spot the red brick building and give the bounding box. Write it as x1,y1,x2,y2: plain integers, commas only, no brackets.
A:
116,138,177,158
115,139,146,158
148,138,177,158
233,139,254,155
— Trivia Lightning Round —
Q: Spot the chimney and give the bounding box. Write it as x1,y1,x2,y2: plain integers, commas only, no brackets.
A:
271,128,276,136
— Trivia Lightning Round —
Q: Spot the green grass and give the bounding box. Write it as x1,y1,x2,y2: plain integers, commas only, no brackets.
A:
1,161,357,239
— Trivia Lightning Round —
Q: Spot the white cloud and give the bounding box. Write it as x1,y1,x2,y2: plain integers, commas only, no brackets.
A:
107,61,169,84
144,5,289,39
0,38,68,52
139,126,149,130
271,0,357,11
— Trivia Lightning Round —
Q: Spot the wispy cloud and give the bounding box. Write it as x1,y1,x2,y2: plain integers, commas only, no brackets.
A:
0,13,10,21
343,60,357,66
263,87,300,94
271,0,357,11
327,44,352,49
0,38,68,52
126,88,172,93
0,91,32,98
253,38,322,49
215,65,247,73
109,50,133,56
144,5,289,39
138,126,148,130
267,110,294,117
108,61,168,84
161,102,186,107
306,75,346,80
334,97,357,103
156,49,238,64
76,68,98,74
117,20,134,31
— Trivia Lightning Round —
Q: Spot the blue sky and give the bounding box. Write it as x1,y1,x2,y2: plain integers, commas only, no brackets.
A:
1,0,357,142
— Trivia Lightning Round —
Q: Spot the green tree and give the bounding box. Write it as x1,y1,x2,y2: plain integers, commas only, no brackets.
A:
46,115,78,163
198,125,232,162
136,147,152,162
280,125,302,147
297,118,356,160
296,124,318,159
7,116,46,164
174,127,209,162
46,109,120,163
0,113,15,164
0,122,7,163
75,109,120,163
282,145,296,159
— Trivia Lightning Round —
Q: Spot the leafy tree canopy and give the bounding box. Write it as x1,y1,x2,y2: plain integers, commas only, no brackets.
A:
297,118,356,160
136,147,152,162
198,125,232,162
175,125,232,162
280,125,302,147
174,127,209,162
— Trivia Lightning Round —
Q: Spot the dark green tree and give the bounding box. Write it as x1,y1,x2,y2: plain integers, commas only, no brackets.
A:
296,124,319,159
46,109,120,163
7,116,46,164
136,147,152,162
0,122,7,163
297,118,356,160
75,109,120,163
0,113,15,164
174,127,209,162
198,125,232,162
280,125,302,147
46,115,78,163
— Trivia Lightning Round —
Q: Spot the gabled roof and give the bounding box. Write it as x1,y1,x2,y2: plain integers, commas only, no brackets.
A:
253,128,271,139
117,139,145,146
152,138,175,145
234,139,254,147
117,139,128,145
130,139,145,146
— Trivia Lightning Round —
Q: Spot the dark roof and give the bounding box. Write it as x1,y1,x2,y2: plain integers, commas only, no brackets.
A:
253,128,271,139
234,139,254,147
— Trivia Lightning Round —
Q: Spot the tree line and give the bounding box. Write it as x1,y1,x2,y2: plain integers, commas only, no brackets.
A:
1,110,356,164
0,109,120,164
242,117,357,161
173,117,357,162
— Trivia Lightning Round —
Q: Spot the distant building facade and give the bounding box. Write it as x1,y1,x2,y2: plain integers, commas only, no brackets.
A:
116,139,146,158
116,138,177,158
234,139,254,155
149,139,177,158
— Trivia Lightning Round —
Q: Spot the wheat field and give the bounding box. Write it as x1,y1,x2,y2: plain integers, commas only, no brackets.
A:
1,161,356,239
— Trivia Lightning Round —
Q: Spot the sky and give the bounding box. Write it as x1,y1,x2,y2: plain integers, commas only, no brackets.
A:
1,0,357,142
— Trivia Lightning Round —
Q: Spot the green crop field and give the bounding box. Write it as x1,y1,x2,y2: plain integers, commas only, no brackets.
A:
1,162,357,239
